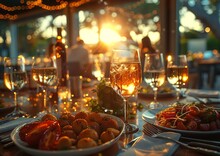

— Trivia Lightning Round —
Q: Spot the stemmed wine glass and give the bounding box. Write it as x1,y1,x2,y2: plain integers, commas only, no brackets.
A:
92,53,106,81
31,56,57,116
143,53,166,109
167,54,188,104
4,56,29,118
110,49,142,134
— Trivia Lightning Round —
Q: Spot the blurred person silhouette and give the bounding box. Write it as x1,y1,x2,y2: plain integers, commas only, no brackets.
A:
140,36,157,83
140,36,157,73
140,35,157,66
67,38,91,77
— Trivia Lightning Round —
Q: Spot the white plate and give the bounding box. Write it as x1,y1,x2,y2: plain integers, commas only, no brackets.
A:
142,109,220,136
11,113,125,156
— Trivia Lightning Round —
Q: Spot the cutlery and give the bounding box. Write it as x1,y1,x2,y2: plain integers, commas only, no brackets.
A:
3,141,14,148
151,133,220,156
0,117,19,125
181,136,220,146
143,123,220,155
125,136,140,148
0,133,14,148
188,142,220,152
0,134,10,141
143,122,220,145
0,136,11,143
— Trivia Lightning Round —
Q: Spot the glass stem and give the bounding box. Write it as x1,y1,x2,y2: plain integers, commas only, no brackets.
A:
43,88,48,113
176,88,180,103
153,88,158,103
123,98,128,124
14,91,19,112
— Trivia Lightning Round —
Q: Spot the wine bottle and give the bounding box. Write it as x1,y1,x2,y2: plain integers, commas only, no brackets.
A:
55,27,67,87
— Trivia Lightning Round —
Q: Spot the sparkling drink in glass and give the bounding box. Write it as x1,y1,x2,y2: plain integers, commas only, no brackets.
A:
31,56,58,116
167,55,188,103
110,49,141,134
4,56,29,118
143,53,165,109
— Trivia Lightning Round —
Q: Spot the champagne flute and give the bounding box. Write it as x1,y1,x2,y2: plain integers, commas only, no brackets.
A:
143,53,165,109
167,55,188,104
92,53,106,81
31,56,57,116
4,56,29,118
110,49,142,134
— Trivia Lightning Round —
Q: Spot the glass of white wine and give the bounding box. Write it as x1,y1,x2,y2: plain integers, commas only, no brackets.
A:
31,56,58,116
110,49,142,134
143,53,165,109
167,55,188,104
4,56,29,118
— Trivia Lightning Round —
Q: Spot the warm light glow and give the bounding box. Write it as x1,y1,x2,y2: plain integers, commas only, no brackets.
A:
167,55,172,62
81,24,122,45
80,27,99,44
18,55,25,63
180,10,203,32
100,24,121,43
0,0,92,20
148,31,160,44
122,84,135,95
0,37,3,44
205,27,210,33
182,74,188,82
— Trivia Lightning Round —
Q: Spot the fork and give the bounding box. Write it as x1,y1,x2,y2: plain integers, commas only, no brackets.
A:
143,123,220,146
143,123,220,156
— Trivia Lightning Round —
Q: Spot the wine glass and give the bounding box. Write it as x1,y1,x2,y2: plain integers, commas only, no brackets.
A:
167,54,188,104
4,56,29,118
31,56,58,116
143,53,166,109
92,53,106,81
110,49,142,134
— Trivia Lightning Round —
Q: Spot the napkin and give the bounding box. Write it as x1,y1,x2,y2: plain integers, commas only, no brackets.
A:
0,117,34,133
117,132,180,156
185,89,220,98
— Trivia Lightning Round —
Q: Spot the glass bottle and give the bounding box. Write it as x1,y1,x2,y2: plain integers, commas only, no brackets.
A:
55,27,67,87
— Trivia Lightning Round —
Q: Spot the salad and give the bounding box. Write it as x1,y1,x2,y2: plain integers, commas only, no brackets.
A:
156,103,220,131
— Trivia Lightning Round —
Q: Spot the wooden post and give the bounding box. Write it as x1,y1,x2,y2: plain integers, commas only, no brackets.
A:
10,24,18,58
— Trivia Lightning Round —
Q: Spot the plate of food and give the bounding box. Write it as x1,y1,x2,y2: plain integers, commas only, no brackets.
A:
11,112,125,156
142,103,220,136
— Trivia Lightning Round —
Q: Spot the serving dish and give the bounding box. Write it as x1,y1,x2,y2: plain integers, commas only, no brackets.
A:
11,113,125,156
142,108,220,137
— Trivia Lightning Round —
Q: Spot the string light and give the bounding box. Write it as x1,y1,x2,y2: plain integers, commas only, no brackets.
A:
0,0,92,20
0,14,18,20
69,0,91,7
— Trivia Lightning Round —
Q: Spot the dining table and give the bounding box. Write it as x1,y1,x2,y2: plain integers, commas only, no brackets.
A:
0,81,220,156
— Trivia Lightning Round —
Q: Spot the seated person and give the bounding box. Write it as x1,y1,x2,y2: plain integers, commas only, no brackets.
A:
67,39,91,77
